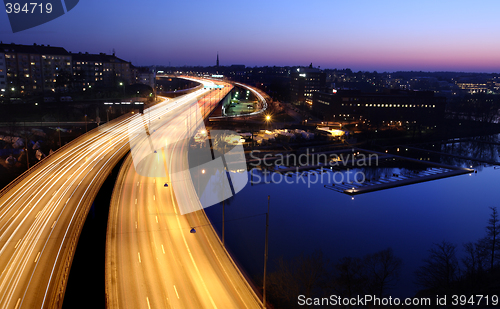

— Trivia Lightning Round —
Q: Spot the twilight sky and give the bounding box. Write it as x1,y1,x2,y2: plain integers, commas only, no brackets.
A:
1,0,500,72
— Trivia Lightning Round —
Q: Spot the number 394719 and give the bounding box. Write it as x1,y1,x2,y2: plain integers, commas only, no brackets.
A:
6,3,53,14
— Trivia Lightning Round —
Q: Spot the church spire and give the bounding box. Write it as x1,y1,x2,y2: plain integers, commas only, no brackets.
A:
216,52,219,68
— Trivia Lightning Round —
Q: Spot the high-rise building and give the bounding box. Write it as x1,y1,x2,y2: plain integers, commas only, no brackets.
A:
0,53,6,93
0,43,72,95
132,66,156,89
290,66,326,106
312,89,446,124
71,52,132,90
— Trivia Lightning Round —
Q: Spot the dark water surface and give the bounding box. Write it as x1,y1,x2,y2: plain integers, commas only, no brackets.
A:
206,161,500,298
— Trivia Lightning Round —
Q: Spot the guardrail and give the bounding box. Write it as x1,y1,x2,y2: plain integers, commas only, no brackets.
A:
209,82,269,119
157,76,203,97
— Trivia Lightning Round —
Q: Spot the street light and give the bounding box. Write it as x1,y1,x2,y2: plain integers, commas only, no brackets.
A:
263,195,270,309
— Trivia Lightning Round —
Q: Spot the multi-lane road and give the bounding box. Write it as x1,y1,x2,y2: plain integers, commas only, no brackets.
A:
0,77,263,309
106,78,262,309
0,107,141,309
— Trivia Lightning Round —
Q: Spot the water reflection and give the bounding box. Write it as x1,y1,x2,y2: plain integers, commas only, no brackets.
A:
407,133,500,169
206,160,500,299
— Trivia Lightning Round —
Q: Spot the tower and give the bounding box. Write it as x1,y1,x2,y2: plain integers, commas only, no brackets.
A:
216,52,219,68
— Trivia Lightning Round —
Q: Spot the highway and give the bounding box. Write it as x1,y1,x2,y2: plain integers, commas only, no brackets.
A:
0,82,214,308
106,78,263,308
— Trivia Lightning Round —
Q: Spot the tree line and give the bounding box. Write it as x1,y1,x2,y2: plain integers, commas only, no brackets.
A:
263,248,402,308
414,207,500,301
261,207,499,308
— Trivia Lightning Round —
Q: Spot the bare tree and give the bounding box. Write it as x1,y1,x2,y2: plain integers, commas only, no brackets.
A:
330,256,367,301
462,241,488,276
363,248,402,297
266,250,327,308
479,206,500,271
414,241,459,292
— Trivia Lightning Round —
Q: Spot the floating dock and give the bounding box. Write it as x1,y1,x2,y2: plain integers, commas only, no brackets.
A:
268,148,474,196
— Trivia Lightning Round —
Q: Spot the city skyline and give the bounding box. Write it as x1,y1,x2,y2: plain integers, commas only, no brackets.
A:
2,0,500,72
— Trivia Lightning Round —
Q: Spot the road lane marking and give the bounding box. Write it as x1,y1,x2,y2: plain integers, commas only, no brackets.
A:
51,221,57,229
173,285,179,299
161,244,165,254
167,133,217,307
138,252,141,263
14,239,21,249
35,211,41,219
146,297,151,309
34,252,41,263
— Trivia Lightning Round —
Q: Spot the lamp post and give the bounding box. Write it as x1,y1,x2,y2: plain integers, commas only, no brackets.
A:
263,195,270,309
57,115,62,147
222,199,225,247
24,121,29,169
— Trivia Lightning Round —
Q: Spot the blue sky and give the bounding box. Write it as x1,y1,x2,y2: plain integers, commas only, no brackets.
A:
1,0,500,72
